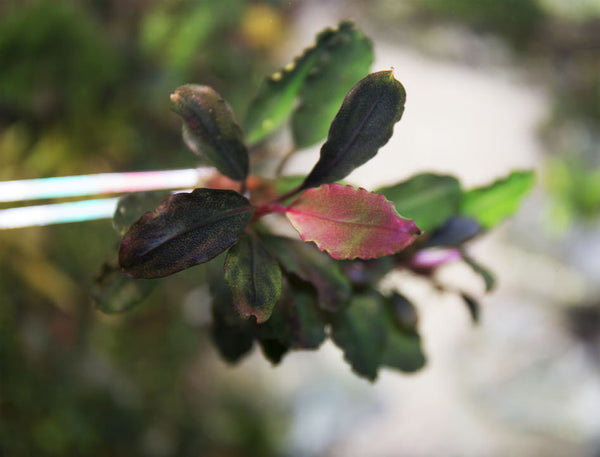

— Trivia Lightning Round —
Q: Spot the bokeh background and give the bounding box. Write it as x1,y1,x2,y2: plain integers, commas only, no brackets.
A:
1,0,599,456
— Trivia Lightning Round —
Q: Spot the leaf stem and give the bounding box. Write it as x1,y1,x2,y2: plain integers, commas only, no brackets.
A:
251,203,288,221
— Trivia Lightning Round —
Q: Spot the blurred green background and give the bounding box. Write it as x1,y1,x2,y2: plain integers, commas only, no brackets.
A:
1,1,599,456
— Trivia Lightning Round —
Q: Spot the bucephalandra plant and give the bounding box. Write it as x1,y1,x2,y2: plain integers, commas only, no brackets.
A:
95,21,535,380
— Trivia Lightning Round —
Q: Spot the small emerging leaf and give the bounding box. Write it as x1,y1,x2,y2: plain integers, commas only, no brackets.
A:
286,184,421,260
301,70,406,189
224,233,282,323
461,170,535,228
377,173,462,232
292,21,373,149
170,84,249,181
119,189,254,278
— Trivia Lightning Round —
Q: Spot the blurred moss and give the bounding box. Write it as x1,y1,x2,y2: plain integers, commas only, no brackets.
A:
0,1,120,119
0,1,292,455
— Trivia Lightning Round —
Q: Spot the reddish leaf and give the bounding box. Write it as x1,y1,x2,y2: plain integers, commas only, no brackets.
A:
285,184,421,260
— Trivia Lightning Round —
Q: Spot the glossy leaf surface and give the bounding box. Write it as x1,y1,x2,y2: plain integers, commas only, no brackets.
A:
224,233,282,323
461,170,535,228
301,71,406,189
170,84,248,181
377,173,462,232
292,21,373,149
262,235,351,312
286,184,421,260
119,189,254,278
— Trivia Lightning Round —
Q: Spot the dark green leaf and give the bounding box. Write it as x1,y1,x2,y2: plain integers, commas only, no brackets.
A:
377,173,462,233
389,292,419,332
113,191,171,236
92,261,156,314
258,339,288,365
170,84,248,181
119,189,254,279
291,21,373,149
224,233,282,323
211,308,254,363
461,252,496,292
381,294,426,372
460,170,535,228
261,235,351,312
330,293,387,381
381,324,426,373
342,257,395,288
250,279,325,350
280,284,326,349
460,293,480,324
209,272,255,363
301,70,406,189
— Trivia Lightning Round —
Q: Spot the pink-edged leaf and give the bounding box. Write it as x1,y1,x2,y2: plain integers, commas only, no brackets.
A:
285,184,421,260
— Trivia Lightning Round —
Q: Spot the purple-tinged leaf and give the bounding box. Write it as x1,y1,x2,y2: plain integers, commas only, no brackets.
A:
286,184,421,260
410,248,462,270
170,84,249,181
119,189,254,279
301,71,406,189
224,233,282,323
424,216,481,247
388,293,419,332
